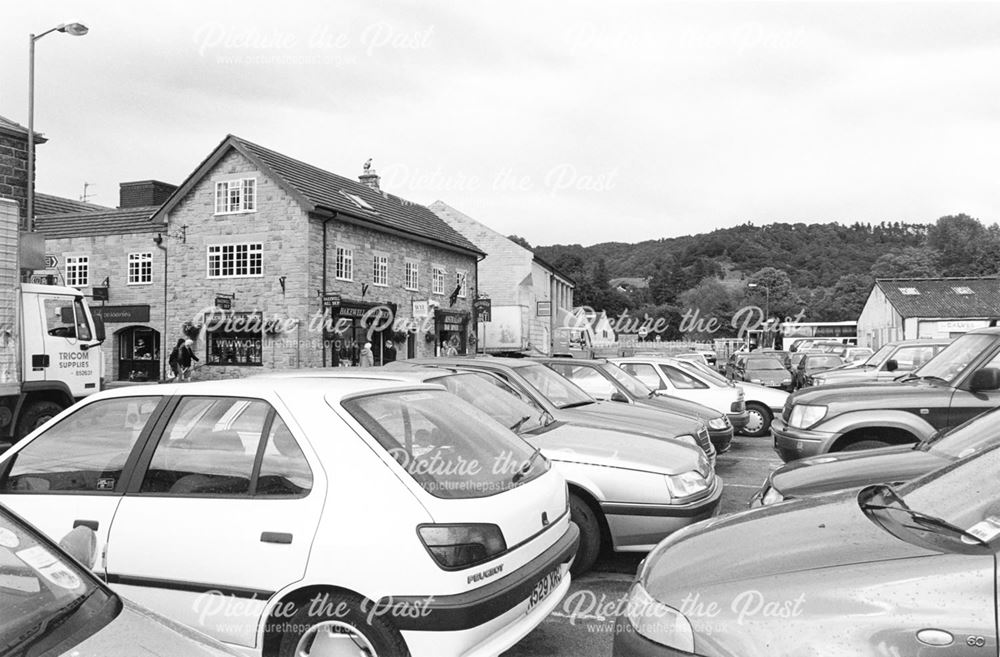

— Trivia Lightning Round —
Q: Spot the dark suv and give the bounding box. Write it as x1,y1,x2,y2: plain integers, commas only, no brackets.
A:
772,327,1000,462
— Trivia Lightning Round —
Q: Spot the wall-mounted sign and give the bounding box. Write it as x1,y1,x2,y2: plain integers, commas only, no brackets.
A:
322,293,342,308
70,305,150,324
44,254,59,269
474,297,492,323
92,287,109,302
214,296,232,311
536,300,552,318
413,300,430,318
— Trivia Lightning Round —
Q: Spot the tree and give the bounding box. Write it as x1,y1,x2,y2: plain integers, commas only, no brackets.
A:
744,267,794,318
507,234,533,250
676,278,737,340
926,214,1000,276
869,247,937,279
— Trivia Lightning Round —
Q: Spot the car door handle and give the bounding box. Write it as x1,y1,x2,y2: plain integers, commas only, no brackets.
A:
73,519,99,531
261,532,293,544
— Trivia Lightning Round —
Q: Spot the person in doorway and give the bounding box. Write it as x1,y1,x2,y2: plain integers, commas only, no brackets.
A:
383,340,397,365
443,338,459,357
359,341,375,367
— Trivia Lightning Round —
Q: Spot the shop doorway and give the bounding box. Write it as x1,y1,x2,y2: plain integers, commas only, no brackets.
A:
117,326,161,381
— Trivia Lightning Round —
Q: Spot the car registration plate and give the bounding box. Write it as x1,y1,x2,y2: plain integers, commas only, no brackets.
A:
527,566,562,612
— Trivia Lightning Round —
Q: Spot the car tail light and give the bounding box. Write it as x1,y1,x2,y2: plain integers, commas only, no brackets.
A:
418,524,507,569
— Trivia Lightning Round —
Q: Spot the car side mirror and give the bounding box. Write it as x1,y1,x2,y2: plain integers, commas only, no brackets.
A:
610,391,629,404
970,368,1000,392
885,359,898,372
92,316,106,343
59,525,97,569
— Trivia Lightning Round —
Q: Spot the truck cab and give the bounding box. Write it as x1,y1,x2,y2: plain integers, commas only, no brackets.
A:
0,284,104,444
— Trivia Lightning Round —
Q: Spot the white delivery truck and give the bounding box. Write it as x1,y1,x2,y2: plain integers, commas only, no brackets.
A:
0,199,105,447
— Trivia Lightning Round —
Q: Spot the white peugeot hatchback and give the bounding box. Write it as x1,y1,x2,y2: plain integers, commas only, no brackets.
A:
0,379,577,657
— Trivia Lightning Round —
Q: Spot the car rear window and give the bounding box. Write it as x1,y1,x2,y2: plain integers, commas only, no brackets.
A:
342,390,547,499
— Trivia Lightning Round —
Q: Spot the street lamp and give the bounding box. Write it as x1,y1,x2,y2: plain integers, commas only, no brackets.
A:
27,22,89,231
747,281,771,322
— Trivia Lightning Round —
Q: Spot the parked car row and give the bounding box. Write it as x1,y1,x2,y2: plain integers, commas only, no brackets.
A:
0,351,768,656
610,328,1000,656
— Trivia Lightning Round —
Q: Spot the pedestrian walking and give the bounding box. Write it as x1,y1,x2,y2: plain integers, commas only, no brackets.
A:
177,337,199,381
359,341,375,367
167,338,184,380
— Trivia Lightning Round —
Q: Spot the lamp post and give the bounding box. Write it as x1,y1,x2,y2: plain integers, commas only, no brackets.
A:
27,22,88,231
747,281,771,347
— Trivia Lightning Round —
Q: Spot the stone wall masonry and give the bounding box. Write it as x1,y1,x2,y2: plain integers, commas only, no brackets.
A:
44,231,166,381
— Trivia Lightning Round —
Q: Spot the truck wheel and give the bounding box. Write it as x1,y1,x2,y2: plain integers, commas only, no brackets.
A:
570,494,602,576
15,401,64,439
276,592,410,657
742,403,772,438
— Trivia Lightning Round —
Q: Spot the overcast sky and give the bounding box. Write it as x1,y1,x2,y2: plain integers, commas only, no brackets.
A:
3,1,999,246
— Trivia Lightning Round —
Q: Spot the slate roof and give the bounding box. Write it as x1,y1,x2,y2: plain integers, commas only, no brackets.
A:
876,277,1000,318
154,135,483,257
34,193,110,216
0,114,46,142
35,206,164,239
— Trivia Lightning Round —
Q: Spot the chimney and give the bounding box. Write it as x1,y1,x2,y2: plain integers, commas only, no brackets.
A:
358,158,380,191
119,180,178,209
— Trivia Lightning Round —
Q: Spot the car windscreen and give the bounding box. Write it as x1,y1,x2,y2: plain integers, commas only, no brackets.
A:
807,356,842,370
342,389,546,499
894,444,1000,548
676,360,729,386
601,363,654,397
428,373,547,433
913,333,996,383
864,343,894,368
0,507,116,655
517,364,594,408
749,358,786,371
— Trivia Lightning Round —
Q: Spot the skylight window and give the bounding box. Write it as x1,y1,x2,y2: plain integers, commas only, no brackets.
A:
898,287,920,296
952,286,974,295
340,190,375,211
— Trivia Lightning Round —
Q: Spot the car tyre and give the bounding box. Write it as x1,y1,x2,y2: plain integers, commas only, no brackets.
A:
276,592,410,657
570,494,601,576
15,401,64,439
842,439,891,451
742,403,773,438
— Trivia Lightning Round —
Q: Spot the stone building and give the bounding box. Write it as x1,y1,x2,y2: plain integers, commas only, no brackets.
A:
35,181,173,382
0,114,44,227
151,135,483,378
429,201,574,355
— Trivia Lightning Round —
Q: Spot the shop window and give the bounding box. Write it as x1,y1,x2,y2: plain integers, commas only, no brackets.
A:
118,326,160,382
207,319,263,367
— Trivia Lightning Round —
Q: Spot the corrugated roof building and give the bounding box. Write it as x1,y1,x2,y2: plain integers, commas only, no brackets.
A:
857,277,1000,348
